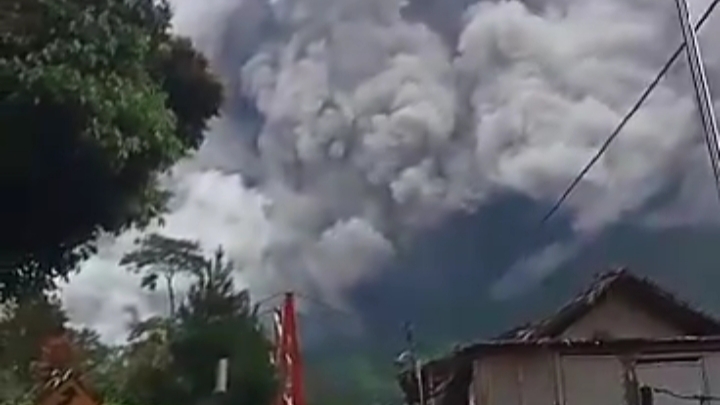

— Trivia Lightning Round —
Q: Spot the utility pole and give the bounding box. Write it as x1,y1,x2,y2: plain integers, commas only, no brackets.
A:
673,0,720,202
404,322,426,405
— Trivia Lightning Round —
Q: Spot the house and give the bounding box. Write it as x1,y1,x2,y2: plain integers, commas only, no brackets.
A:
398,268,720,405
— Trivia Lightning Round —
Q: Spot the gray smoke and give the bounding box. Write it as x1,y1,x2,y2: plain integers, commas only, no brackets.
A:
62,0,720,339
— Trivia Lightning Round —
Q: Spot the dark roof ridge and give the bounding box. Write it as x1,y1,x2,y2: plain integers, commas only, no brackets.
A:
495,267,720,341
399,268,720,404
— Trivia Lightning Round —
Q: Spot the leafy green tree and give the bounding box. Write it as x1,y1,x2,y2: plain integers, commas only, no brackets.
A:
0,293,117,403
121,233,207,316
0,0,223,299
172,247,277,405
68,328,128,400
118,241,277,405
115,316,189,405
0,293,67,395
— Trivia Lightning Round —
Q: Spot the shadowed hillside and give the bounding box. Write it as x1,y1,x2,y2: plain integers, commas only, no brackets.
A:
302,196,720,404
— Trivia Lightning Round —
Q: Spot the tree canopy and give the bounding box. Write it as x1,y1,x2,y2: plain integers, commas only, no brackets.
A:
0,242,277,405
0,293,112,404
172,248,277,405
121,233,208,316
119,243,277,405
0,0,223,299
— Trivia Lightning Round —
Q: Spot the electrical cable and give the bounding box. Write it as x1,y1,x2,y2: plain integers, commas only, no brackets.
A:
262,290,408,353
254,291,286,308
540,0,720,225
651,386,720,402
674,0,720,203
292,291,358,319
255,291,362,322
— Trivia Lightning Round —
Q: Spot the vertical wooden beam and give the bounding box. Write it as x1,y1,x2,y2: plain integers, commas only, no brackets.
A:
620,356,639,405
516,356,525,405
700,357,711,405
552,353,565,405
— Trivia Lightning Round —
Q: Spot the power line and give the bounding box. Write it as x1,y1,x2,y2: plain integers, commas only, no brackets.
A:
674,0,720,203
292,291,358,319
254,291,286,308
540,0,720,225
254,291,357,321
651,386,720,402
259,291,410,353
254,291,361,334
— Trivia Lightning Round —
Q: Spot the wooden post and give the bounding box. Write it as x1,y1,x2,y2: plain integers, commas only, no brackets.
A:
639,386,654,405
620,357,639,405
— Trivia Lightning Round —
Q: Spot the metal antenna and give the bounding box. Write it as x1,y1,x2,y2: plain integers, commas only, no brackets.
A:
404,322,426,405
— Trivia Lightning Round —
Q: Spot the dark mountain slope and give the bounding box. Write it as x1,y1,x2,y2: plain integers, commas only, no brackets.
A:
302,196,720,404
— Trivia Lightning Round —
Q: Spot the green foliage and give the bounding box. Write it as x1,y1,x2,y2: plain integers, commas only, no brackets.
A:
119,317,189,405
0,254,387,405
0,293,116,405
0,293,67,391
0,0,222,299
115,241,277,405
172,248,277,405
0,240,276,405
304,348,403,405
121,233,208,315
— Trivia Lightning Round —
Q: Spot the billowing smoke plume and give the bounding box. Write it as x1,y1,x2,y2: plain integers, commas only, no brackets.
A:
62,0,720,338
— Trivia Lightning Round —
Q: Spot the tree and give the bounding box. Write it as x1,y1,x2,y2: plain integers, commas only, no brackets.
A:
0,0,223,299
172,247,277,405
119,243,277,405
0,293,67,395
121,233,207,316
0,294,65,403
0,293,116,403
65,328,128,399
116,315,189,405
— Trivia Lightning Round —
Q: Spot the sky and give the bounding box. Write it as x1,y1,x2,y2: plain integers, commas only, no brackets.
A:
60,0,720,343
